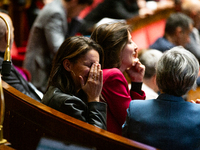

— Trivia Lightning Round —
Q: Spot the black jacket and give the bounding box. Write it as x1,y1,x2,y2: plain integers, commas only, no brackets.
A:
0,52,41,102
42,86,107,130
80,0,139,34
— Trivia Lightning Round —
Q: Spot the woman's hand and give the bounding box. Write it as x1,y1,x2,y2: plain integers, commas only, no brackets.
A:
126,58,145,82
190,99,200,104
80,62,103,102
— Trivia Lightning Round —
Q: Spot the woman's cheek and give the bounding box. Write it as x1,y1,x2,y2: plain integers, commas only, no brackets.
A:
84,68,91,83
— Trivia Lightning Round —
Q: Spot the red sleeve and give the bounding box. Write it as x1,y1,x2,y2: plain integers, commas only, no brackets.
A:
102,68,145,127
130,89,146,100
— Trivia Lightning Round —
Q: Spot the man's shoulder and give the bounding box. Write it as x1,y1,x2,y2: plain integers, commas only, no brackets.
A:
41,0,63,14
129,99,154,108
35,0,64,22
150,37,174,52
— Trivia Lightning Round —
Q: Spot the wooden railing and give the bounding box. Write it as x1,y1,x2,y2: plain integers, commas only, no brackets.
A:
127,7,175,32
2,81,158,150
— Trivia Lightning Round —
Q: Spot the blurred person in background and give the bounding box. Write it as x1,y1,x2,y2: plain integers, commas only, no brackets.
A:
0,11,42,101
23,0,93,93
181,0,200,63
139,49,163,99
150,12,193,52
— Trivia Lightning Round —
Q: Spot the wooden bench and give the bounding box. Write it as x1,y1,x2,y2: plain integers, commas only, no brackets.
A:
2,81,158,150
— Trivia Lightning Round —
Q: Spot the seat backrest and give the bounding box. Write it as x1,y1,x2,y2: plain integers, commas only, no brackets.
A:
2,81,158,150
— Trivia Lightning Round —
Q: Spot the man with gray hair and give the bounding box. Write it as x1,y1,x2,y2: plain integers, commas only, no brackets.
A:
123,46,200,150
139,49,163,99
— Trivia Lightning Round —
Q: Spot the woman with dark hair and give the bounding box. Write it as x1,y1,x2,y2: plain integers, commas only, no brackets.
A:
91,22,145,134
42,36,106,130
24,0,94,93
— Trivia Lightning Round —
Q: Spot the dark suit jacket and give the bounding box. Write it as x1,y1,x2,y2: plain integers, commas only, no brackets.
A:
149,37,175,52
0,52,41,102
122,93,200,150
185,28,200,63
80,0,140,34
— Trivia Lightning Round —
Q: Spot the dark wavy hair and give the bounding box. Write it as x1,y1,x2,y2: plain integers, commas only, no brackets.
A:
47,36,103,95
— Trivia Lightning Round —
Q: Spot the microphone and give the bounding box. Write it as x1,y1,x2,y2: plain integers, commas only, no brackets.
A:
0,15,11,76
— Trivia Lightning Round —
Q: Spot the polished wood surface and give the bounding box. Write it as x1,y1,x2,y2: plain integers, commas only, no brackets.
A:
127,7,175,32
187,86,200,102
2,81,158,150
0,144,15,150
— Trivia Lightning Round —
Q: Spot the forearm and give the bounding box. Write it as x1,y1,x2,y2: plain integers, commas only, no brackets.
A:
130,82,146,99
88,102,107,130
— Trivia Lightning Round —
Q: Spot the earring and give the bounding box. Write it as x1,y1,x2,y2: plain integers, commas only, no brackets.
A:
71,70,76,77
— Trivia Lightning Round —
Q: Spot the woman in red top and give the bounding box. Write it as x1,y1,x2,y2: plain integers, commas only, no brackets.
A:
91,22,146,135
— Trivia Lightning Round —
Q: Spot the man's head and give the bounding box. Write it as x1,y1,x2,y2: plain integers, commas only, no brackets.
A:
181,0,200,30
0,12,14,52
164,12,193,47
156,46,199,97
139,49,163,92
139,49,163,79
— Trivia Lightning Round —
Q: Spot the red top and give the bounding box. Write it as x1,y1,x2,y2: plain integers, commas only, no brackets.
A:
101,68,145,135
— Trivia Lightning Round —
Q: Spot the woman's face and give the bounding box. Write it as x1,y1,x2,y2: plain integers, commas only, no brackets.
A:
120,31,138,72
70,49,100,90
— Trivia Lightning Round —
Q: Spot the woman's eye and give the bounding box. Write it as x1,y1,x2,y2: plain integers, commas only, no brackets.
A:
86,63,93,68
128,40,133,44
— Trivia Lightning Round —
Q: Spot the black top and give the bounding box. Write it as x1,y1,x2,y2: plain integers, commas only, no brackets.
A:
0,52,41,102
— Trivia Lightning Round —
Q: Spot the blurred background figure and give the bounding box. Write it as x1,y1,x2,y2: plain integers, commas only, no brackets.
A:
149,12,193,52
139,49,163,99
23,0,93,93
26,0,54,30
80,0,153,35
79,0,174,35
0,10,42,101
181,0,200,64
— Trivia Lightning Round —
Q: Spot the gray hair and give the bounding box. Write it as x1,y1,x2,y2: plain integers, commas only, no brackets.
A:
156,46,199,96
139,49,163,79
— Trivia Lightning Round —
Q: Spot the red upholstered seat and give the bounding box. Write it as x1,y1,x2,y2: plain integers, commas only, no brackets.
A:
131,19,166,50
11,41,30,81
